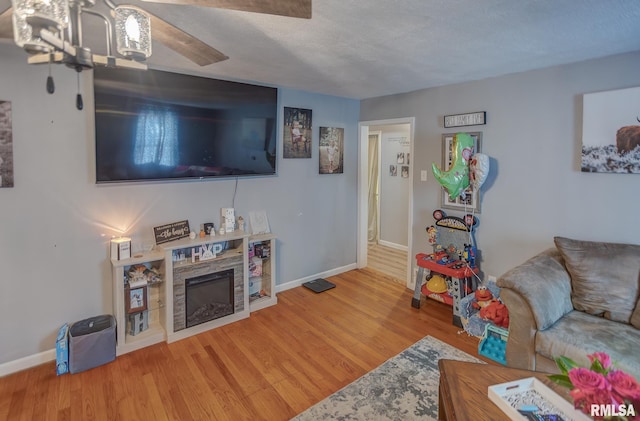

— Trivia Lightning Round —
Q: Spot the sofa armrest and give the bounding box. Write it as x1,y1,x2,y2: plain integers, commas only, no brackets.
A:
497,248,574,331
499,288,538,370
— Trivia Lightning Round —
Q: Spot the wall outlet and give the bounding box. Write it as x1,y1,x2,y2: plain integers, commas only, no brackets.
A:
420,170,428,181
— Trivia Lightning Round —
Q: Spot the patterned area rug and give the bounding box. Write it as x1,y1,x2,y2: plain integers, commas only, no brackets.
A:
291,336,482,421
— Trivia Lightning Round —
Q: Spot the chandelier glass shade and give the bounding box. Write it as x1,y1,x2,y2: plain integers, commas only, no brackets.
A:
11,0,69,53
114,6,152,61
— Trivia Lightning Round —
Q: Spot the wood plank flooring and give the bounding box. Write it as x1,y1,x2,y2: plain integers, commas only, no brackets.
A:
367,242,408,283
0,269,492,421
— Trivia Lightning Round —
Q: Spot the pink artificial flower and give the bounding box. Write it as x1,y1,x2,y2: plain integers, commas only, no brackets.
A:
569,368,611,393
608,370,640,402
570,388,615,413
588,352,612,370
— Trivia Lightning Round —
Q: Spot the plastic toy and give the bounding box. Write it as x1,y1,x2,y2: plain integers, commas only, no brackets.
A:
478,324,508,365
412,209,480,327
425,274,448,294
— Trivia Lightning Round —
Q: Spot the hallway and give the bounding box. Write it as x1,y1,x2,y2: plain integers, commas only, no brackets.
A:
367,242,408,284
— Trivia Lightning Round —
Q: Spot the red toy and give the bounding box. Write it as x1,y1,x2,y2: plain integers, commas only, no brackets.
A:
472,286,493,310
479,300,510,328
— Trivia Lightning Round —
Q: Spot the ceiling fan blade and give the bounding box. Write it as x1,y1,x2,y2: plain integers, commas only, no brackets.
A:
0,6,14,40
140,0,311,19
148,13,229,66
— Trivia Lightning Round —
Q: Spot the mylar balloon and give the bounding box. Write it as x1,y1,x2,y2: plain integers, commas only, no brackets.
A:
432,133,474,201
469,153,490,190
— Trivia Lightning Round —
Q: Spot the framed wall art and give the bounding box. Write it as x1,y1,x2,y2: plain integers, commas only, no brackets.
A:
319,126,344,174
0,100,14,188
283,107,312,158
582,86,640,173
440,132,482,213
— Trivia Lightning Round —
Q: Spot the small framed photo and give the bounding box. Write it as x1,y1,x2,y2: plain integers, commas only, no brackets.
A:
319,126,344,174
203,222,215,235
126,286,147,314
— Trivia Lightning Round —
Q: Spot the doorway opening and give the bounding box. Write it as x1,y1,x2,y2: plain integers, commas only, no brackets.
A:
358,118,415,288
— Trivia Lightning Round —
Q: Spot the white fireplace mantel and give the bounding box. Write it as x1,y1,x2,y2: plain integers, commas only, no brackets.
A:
110,230,277,355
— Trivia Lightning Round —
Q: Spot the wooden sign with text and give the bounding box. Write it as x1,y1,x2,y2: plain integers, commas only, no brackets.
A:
444,111,486,128
153,220,190,244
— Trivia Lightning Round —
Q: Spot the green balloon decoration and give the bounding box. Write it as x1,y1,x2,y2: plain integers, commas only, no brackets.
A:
432,132,474,201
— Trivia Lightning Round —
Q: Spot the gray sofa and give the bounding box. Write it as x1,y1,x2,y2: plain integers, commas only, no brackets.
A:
496,237,640,379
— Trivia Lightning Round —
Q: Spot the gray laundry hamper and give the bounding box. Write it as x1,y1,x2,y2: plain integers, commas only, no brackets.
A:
69,314,116,374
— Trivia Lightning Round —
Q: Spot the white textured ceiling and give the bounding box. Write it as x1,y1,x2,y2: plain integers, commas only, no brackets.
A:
3,0,640,99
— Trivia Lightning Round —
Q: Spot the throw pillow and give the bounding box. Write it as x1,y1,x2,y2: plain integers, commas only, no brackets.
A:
554,236,640,324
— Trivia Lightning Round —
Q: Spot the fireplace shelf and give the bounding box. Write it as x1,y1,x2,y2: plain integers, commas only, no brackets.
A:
111,230,278,355
111,251,166,355
248,233,278,312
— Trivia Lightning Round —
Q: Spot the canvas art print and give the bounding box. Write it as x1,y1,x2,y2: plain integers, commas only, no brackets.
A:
284,107,312,158
0,100,14,188
319,127,344,174
582,86,640,173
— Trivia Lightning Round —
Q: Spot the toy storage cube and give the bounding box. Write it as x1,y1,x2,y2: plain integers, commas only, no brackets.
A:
69,314,116,374
478,324,508,365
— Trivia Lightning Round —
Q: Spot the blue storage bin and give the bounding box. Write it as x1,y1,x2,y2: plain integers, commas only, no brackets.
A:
478,324,508,365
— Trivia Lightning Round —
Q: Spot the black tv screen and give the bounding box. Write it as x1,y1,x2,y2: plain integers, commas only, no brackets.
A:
94,67,278,183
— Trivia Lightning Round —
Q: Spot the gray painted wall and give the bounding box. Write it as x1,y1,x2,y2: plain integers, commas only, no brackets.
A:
361,51,640,282
0,43,359,365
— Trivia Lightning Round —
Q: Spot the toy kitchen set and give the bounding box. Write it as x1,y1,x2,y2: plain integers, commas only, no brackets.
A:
411,209,480,327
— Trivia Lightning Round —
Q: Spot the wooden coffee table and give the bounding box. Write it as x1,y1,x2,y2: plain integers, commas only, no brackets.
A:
438,359,573,420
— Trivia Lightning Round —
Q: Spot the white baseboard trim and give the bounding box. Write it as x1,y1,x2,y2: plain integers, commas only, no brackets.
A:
378,240,408,252
276,263,357,293
0,348,55,378
1,263,358,377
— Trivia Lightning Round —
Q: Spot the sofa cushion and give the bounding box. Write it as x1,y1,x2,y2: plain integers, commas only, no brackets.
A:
554,237,640,323
536,310,640,381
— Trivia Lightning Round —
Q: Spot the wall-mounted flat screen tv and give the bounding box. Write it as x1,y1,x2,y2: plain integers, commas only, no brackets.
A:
94,67,278,183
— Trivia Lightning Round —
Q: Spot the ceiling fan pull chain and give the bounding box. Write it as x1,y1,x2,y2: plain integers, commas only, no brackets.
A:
76,73,84,111
46,54,55,94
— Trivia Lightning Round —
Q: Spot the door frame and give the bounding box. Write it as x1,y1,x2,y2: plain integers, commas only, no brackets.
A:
357,117,415,289
368,130,382,244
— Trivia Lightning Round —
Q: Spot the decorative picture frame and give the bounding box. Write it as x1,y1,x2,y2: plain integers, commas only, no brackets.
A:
126,285,147,314
319,126,344,174
0,100,14,188
581,86,640,173
283,107,312,159
440,132,482,213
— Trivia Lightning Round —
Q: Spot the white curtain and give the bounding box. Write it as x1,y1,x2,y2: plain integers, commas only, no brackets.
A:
134,107,179,166
367,134,380,242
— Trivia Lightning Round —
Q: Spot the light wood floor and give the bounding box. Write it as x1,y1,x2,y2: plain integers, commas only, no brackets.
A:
367,242,408,284
0,269,491,421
